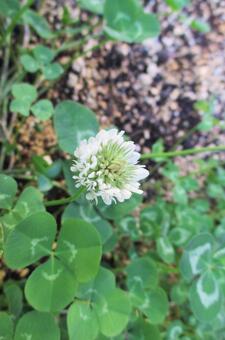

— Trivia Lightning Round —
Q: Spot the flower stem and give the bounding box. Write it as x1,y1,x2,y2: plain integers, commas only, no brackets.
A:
44,187,85,207
141,145,225,160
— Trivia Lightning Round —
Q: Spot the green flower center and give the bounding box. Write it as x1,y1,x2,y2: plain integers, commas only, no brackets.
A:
94,142,135,188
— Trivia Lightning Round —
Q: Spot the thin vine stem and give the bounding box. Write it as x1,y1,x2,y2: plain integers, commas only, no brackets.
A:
141,145,225,160
44,187,85,207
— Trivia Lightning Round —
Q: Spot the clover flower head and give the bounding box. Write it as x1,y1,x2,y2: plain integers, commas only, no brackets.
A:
71,129,149,205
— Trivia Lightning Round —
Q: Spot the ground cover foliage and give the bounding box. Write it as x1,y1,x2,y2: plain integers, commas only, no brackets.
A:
0,0,225,339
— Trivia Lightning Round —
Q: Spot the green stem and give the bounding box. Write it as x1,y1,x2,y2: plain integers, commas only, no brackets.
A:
0,37,11,104
44,187,85,207
141,145,225,160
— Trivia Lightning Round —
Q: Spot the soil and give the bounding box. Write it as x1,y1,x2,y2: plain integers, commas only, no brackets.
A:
17,0,225,169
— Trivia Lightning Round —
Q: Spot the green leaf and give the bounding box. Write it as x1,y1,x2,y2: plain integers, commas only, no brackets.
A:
139,287,169,324
12,83,37,103
0,0,19,17
98,193,142,220
42,62,64,80
214,219,225,246
151,139,165,162
191,198,209,213
67,302,99,340
172,184,188,205
161,161,179,182
78,267,116,301
78,0,105,14
62,160,78,195
96,288,131,337
0,174,17,209
20,54,39,73
213,248,225,269
14,311,60,340
77,268,130,337
132,318,162,340
197,114,215,132
128,280,168,325
0,223,3,257
181,176,198,192
169,227,191,246
189,271,222,322
10,82,37,116
23,9,54,39
33,45,55,64
15,186,45,218
0,312,13,340
25,257,78,312
116,215,139,240
4,212,56,269
10,98,30,116
104,0,160,43
170,283,188,305
166,320,184,339
54,100,99,154
45,160,62,179
140,204,160,236
62,202,113,246
165,0,189,11
207,183,224,199
37,174,53,192
191,19,211,33
56,218,102,282
126,257,158,290
180,233,214,281
1,186,45,235
156,237,175,264
31,99,54,121
194,100,212,113
4,281,23,318
1,185,45,256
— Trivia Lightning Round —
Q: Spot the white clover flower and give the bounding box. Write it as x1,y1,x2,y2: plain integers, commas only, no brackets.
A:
71,129,149,205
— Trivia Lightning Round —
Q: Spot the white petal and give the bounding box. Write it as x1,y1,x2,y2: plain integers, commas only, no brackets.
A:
127,151,140,164
134,167,149,180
